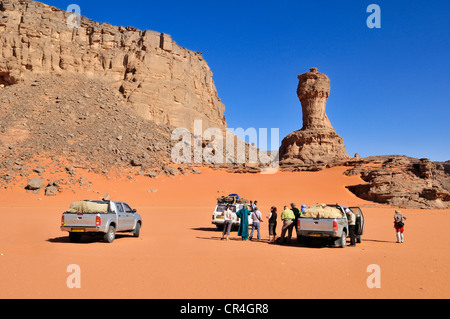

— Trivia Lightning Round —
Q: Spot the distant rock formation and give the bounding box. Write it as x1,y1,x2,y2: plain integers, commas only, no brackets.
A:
345,156,450,209
0,0,226,131
279,68,350,171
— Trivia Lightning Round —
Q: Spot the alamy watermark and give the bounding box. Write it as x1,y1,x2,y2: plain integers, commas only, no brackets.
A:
66,264,81,289
171,120,280,174
366,264,381,289
66,4,81,29
367,4,381,29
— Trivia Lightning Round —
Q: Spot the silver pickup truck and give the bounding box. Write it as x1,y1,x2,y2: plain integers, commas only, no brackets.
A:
61,200,143,243
297,205,365,248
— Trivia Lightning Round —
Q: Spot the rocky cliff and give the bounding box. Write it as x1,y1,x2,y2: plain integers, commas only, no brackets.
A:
0,0,226,131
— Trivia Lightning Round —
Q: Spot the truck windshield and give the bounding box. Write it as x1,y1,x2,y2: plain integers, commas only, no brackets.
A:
216,205,237,213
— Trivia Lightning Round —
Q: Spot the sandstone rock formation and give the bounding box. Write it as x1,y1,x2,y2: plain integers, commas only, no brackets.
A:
0,0,226,131
345,156,450,209
279,68,350,170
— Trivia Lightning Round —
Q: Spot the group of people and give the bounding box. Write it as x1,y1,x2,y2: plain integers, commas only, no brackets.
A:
220,201,408,245
220,201,308,244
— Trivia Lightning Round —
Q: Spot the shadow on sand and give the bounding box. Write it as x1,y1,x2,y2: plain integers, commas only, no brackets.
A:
362,238,396,244
47,234,134,244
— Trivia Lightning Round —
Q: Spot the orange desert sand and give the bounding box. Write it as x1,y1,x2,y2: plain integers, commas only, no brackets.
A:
0,166,449,299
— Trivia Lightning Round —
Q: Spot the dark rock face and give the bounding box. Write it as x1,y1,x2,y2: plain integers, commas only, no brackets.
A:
345,156,450,209
279,68,350,171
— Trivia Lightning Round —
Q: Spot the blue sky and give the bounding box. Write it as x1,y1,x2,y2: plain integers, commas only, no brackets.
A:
43,0,450,161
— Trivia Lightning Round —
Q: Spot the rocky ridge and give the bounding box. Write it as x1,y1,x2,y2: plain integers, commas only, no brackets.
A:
345,156,450,209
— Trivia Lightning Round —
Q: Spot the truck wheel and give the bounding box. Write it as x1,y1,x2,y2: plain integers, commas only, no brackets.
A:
133,222,141,238
339,232,347,248
69,232,82,243
103,225,116,243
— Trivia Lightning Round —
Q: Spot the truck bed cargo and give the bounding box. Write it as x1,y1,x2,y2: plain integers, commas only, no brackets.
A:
297,205,365,248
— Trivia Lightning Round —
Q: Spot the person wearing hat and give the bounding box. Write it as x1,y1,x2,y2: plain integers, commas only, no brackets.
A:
394,210,407,243
345,208,357,247
301,205,307,214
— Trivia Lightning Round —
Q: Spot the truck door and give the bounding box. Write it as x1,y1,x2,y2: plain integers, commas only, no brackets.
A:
350,207,365,236
122,202,136,231
115,202,128,231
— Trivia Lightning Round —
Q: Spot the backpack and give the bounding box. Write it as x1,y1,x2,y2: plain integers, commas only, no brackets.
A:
395,214,405,228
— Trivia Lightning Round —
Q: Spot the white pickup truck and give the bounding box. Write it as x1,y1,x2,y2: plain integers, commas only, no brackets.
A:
212,203,253,230
61,200,143,243
297,205,365,248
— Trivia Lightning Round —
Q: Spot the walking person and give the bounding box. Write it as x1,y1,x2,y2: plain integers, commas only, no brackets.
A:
394,210,407,243
249,206,263,241
221,205,233,241
345,208,357,247
267,206,278,242
236,204,251,241
279,206,295,244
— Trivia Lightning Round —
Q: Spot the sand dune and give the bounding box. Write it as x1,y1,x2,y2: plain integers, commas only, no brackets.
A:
0,167,449,299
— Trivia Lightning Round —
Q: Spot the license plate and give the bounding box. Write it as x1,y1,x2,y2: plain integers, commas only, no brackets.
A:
216,216,224,219
71,228,85,233
309,233,322,238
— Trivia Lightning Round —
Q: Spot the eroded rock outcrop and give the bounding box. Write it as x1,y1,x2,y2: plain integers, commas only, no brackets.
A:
0,0,226,131
345,156,450,209
279,68,350,171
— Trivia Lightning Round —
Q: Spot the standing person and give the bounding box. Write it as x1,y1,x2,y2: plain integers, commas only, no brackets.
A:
279,206,295,244
291,203,301,240
221,205,233,241
394,210,407,243
267,207,278,242
249,201,254,212
249,207,263,241
301,205,307,214
252,201,258,211
345,208,357,247
236,204,251,241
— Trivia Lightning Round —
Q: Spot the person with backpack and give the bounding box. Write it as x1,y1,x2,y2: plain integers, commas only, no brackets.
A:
249,206,263,241
394,210,407,243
